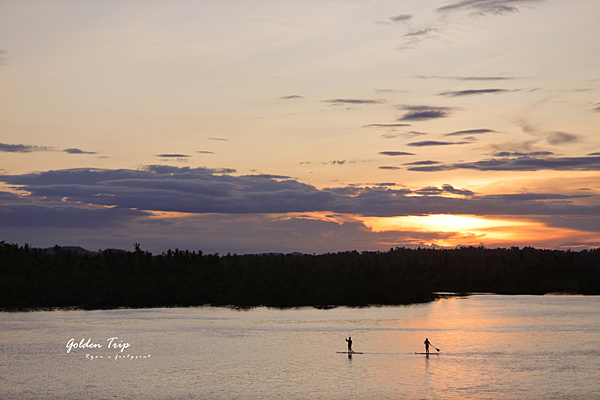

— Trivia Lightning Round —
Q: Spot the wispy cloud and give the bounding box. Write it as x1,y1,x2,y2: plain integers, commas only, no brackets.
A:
436,0,545,16
407,141,471,147
300,159,370,166
490,151,554,157
397,25,441,50
389,14,413,23
403,160,441,166
445,129,497,136
378,166,402,170
546,131,579,145
208,138,228,141
64,148,97,155
397,105,455,121
374,89,408,94
403,27,438,37
418,75,519,81
439,88,516,97
279,95,304,100
362,123,411,129
399,110,450,121
378,151,416,156
323,99,386,105
414,184,474,196
197,151,216,154
0,143,97,154
0,143,53,153
156,154,191,158
382,131,429,139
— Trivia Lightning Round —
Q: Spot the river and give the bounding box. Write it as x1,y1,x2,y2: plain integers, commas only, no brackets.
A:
1,295,599,399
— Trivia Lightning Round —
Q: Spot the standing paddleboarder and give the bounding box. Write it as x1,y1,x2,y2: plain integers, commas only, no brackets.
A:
346,337,353,353
423,338,440,354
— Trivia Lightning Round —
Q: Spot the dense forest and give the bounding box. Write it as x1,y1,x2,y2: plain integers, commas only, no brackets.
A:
1,241,599,311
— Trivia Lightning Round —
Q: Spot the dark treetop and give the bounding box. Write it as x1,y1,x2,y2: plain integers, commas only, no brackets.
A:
1,241,599,310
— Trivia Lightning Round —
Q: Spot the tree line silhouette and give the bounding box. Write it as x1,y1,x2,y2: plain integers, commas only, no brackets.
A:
1,241,599,310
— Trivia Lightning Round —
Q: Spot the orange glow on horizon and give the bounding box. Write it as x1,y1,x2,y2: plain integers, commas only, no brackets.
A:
359,214,600,248
144,211,600,250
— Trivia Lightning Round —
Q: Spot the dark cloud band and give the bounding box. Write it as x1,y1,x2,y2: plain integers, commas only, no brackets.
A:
1,165,599,226
407,156,600,172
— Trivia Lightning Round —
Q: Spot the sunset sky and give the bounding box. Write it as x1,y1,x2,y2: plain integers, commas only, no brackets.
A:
1,0,600,254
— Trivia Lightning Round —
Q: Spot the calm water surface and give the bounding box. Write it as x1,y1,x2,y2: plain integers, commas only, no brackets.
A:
1,295,599,399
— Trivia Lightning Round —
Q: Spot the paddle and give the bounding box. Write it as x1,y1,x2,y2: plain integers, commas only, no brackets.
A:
425,338,440,353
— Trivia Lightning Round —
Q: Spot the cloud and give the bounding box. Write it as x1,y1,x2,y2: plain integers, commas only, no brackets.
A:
362,123,411,129
397,106,455,121
403,28,438,37
378,166,401,170
378,151,416,156
399,110,450,121
417,75,518,81
323,99,386,105
415,184,474,196
407,141,471,147
156,154,191,158
279,95,304,100
382,131,429,139
389,14,413,23
441,184,475,196
0,202,148,229
439,89,515,97
2,165,600,241
546,131,579,145
490,151,554,157
436,0,544,15
300,159,369,166
208,138,228,141
407,155,600,172
0,166,341,217
0,143,53,153
0,190,148,229
374,89,408,94
403,160,440,166
0,143,97,154
445,129,497,136
64,148,97,155
397,26,441,50
197,151,215,154
593,103,600,112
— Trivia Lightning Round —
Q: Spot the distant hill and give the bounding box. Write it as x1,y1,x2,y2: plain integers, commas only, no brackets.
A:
42,246,98,255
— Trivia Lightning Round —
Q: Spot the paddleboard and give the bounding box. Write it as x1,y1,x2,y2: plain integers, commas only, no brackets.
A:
337,351,363,354
415,352,439,354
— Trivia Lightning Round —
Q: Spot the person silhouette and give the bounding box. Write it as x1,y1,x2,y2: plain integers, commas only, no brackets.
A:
424,338,431,355
346,337,353,353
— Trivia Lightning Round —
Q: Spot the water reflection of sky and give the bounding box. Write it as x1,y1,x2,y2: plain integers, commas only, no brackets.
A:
1,295,599,399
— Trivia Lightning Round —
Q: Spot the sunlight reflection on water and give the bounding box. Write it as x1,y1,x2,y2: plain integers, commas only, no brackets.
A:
1,295,599,399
